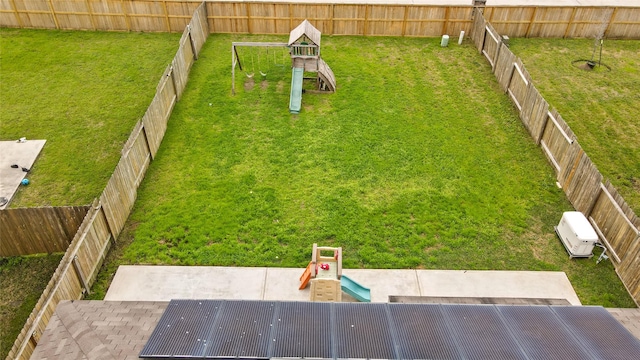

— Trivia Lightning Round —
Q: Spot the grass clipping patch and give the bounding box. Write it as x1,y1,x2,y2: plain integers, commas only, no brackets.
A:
93,35,634,308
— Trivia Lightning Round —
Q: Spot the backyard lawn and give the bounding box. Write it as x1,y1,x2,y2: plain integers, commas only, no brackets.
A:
509,38,640,212
0,28,181,206
89,34,635,308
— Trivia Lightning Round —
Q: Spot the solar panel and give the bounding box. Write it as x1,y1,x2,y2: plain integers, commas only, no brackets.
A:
389,303,462,359
139,300,640,360
498,305,590,360
552,306,640,360
441,304,528,360
270,301,332,358
205,301,275,358
141,300,222,358
333,303,397,359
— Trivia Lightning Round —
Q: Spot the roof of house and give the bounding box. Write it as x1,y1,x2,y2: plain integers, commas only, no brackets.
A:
288,19,321,47
30,300,640,360
30,300,168,360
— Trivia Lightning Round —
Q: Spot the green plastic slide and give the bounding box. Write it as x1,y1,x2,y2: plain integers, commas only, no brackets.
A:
341,275,371,302
289,67,304,114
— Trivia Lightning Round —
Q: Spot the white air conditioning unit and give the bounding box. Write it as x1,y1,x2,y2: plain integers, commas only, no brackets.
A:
554,211,598,258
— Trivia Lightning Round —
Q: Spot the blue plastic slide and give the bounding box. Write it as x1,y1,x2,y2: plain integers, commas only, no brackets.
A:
341,275,371,302
289,67,304,114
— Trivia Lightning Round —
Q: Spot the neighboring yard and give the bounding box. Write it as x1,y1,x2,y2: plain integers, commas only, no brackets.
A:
0,28,180,207
0,29,180,359
0,255,62,359
90,34,634,308
509,39,640,212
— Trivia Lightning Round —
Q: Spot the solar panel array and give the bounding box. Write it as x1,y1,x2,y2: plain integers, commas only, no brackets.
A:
140,300,640,359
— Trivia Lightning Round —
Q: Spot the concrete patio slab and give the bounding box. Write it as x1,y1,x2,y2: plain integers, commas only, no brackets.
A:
417,270,581,305
0,139,46,209
106,265,582,305
104,265,266,301
263,267,310,301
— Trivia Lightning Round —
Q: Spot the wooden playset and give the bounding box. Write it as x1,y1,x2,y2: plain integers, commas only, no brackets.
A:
231,20,336,114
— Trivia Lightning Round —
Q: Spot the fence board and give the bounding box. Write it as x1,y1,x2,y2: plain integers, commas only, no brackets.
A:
143,65,178,158
565,7,613,39
190,2,209,54
590,183,640,261
172,26,195,99
100,121,150,239
0,206,89,256
485,6,534,37
540,109,575,176
526,6,574,38
606,7,640,39
332,4,365,35
471,9,485,52
618,236,640,301
519,82,550,145
506,58,530,111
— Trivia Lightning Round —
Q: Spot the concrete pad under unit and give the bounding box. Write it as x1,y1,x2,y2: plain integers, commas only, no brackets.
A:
106,265,582,305
0,139,46,209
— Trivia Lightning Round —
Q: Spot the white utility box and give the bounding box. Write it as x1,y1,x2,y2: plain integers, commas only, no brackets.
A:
554,211,598,258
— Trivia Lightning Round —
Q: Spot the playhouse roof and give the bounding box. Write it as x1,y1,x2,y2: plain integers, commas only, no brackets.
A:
288,19,321,47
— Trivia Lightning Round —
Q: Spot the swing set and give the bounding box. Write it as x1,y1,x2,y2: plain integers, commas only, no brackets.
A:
231,42,289,94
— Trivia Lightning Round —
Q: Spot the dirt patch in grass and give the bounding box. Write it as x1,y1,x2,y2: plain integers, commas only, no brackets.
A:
0,255,62,359
244,77,255,91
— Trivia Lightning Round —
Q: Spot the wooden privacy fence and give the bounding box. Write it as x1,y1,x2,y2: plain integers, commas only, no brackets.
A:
0,206,89,256
1,1,640,38
471,12,640,305
6,3,208,359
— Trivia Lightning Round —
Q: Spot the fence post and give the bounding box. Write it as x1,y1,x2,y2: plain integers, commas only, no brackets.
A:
585,183,602,218
9,0,24,27
121,0,131,31
162,0,171,32
168,65,179,101
46,0,60,29
72,255,91,295
188,24,198,60
246,2,252,34
603,7,617,38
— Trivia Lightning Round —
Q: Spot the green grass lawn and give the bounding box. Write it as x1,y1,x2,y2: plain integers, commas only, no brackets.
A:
0,28,181,206
89,34,635,308
0,255,62,359
509,38,640,212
